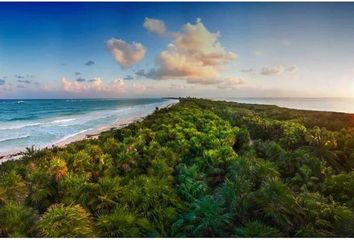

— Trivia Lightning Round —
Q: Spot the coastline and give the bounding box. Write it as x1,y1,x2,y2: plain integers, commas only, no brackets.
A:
0,101,178,164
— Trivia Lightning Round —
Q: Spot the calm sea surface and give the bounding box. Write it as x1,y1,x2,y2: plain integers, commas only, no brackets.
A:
0,98,175,155
228,98,354,114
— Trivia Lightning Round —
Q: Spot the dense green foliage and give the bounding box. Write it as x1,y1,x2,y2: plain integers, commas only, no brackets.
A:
1,98,354,237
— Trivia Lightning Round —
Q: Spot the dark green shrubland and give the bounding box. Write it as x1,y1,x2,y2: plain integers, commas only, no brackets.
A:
1,98,354,237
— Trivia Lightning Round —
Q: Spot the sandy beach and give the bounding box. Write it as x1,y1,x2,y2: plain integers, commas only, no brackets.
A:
0,101,177,164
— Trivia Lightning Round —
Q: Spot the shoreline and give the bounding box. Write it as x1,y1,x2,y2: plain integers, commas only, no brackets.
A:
0,101,177,164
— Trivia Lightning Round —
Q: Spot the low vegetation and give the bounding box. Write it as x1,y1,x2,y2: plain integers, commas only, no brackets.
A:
1,98,354,237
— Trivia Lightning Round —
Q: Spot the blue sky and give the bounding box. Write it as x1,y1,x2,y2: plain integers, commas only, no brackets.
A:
1,2,354,99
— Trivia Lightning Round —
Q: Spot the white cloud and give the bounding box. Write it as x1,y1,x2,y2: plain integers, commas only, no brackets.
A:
106,38,146,68
140,18,237,85
217,77,245,89
258,65,298,76
143,17,166,37
241,68,254,73
260,66,284,76
60,77,150,96
131,83,147,93
111,79,126,93
61,77,126,93
254,50,264,56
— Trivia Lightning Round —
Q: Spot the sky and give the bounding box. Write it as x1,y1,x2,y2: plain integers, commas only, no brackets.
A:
1,2,354,99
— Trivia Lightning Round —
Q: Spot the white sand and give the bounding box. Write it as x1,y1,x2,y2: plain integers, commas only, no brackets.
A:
0,101,177,164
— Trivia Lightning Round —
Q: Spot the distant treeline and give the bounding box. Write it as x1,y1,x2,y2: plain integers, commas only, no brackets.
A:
1,98,354,237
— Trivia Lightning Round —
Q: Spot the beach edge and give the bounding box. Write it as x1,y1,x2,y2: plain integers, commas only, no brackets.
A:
0,100,178,164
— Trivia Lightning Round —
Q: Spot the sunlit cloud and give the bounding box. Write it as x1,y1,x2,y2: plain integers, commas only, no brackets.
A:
62,77,105,93
241,68,254,73
106,38,146,68
143,17,166,37
139,18,237,85
61,77,148,95
260,66,284,76
131,83,146,93
217,77,245,89
259,65,298,76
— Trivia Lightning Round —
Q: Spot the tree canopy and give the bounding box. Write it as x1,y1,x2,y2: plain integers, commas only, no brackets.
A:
1,98,354,237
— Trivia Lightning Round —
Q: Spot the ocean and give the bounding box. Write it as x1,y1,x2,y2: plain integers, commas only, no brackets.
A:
2,97,354,156
227,98,354,114
0,98,176,155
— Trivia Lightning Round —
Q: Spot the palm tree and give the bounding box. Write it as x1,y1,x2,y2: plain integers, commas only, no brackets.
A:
38,203,94,237
27,166,55,212
176,164,208,201
0,170,28,204
0,202,37,237
22,145,42,161
58,173,89,205
234,221,282,237
121,176,182,236
303,127,342,171
96,207,154,237
48,157,68,182
172,195,232,237
93,176,122,214
251,179,303,234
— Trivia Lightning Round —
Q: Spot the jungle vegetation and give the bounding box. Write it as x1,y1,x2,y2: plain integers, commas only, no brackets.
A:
1,98,354,237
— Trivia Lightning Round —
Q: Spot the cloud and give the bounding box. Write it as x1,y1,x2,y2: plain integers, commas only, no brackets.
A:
140,18,236,85
76,78,86,82
254,50,264,56
260,66,284,76
135,69,146,77
217,77,245,89
62,77,101,92
60,77,150,97
131,83,146,93
26,74,35,78
85,60,95,66
15,74,24,79
0,79,5,85
123,75,134,80
75,72,81,76
111,79,126,93
241,68,254,73
143,17,166,37
61,77,126,94
287,65,298,73
17,79,31,84
106,38,146,68
258,65,298,76
16,85,25,88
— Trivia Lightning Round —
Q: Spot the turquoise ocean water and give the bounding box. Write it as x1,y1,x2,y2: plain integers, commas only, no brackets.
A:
0,98,175,155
